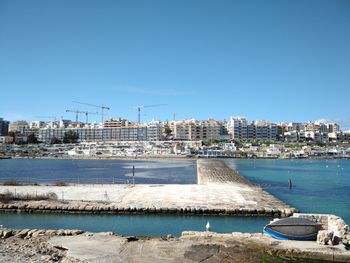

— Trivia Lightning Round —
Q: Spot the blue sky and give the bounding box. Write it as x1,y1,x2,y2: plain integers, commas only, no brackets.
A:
1,0,350,128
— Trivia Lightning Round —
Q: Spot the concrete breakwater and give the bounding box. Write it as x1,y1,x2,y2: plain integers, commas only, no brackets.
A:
0,160,297,216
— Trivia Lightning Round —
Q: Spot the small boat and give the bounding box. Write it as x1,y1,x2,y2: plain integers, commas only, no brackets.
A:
263,217,322,241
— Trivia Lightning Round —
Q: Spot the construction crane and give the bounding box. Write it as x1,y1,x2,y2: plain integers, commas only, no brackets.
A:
72,101,110,123
66,110,99,124
133,104,167,124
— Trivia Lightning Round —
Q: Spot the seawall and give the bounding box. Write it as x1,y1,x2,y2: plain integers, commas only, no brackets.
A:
0,160,297,216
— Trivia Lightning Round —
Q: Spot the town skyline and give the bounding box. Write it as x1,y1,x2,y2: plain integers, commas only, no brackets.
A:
1,0,350,128
2,111,350,131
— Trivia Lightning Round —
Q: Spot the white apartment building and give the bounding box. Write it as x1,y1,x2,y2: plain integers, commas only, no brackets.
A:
38,127,148,142
147,120,163,141
228,117,277,141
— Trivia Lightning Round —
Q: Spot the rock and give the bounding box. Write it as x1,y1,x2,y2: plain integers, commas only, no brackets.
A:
32,230,45,237
2,230,13,239
45,230,57,236
27,229,38,237
15,229,30,238
126,236,139,242
317,230,334,245
64,230,73,236
328,216,349,238
56,230,65,236
71,230,84,235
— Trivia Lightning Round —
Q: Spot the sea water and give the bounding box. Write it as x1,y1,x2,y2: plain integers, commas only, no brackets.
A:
0,213,270,236
0,158,349,235
226,159,350,224
0,158,197,184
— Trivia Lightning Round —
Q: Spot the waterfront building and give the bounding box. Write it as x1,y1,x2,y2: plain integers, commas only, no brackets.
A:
305,131,329,143
0,136,13,144
29,121,46,129
8,120,29,134
283,131,298,142
103,117,133,128
342,131,350,143
305,122,321,132
147,120,163,141
218,120,230,140
287,122,304,132
228,116,249,140
254,120,277,141
229,117,277,141
327,123,340,133
0,118,9,136
169,119,222,141
38,127,148,142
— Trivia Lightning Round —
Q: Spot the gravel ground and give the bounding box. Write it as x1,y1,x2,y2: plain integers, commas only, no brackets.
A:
1,231,348,263
0,235,82,263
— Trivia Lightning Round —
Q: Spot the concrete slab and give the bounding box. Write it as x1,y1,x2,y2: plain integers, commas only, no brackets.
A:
0,160,296,216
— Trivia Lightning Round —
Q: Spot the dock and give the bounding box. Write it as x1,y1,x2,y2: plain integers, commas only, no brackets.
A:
0,160,297,216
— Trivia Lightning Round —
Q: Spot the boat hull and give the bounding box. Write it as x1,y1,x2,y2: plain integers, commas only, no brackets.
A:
263,227,318,241
263,217,322,241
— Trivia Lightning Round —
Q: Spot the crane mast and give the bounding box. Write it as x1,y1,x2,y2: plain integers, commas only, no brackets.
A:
66,110,98,124
133,104,167,124
72,101,110,123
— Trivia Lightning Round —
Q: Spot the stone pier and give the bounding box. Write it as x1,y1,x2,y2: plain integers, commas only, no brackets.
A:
0,160,297,216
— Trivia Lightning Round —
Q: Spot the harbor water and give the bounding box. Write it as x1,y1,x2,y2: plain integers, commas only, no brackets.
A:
0,158,349,235
0,159,197,184
0,213,270,236
226,159,350,224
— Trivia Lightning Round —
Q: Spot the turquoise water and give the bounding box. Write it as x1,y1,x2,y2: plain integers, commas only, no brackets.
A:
226,159,350,224
0,213,270,236
0,158,349,235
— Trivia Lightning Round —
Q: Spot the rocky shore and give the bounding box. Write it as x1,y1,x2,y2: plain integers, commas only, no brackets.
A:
1,227,350,263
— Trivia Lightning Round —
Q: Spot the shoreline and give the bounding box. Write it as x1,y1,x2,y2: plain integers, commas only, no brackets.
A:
1,227,349,262
2,155,350,161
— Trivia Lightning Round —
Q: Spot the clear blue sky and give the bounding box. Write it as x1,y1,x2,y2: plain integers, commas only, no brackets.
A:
1,0,350,128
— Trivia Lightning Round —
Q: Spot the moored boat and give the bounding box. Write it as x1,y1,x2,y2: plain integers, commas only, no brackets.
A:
263,217,322,241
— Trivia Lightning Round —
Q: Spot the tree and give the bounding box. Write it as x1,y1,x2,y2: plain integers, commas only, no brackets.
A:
8,131,16,143
27,133,38,144
163,123,173,140
63,130,79,143
50,137,62,144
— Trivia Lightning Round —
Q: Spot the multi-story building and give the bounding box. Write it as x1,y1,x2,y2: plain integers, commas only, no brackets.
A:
8,121,29,134
228,116,249,140
170,119,222,141
229,117,277,141
305,122,320,132
147,120,163,141
287,122,303,132
0,118,9,136
327,123,340,133
103,118,133,128
38,127,148,142
254,120,277,140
